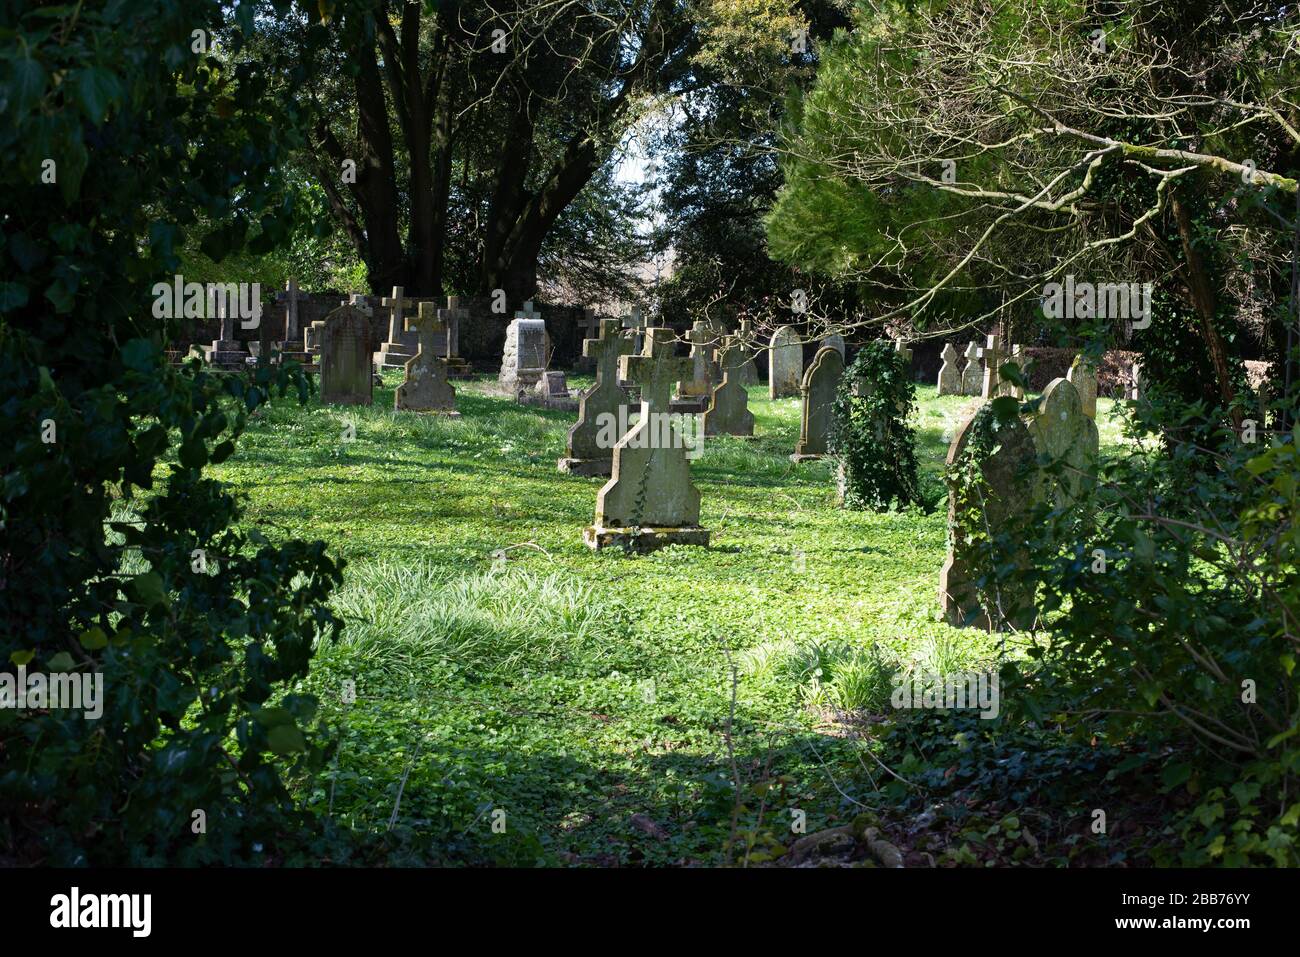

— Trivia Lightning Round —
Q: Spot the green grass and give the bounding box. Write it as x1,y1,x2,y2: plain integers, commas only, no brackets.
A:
209,373,1127,865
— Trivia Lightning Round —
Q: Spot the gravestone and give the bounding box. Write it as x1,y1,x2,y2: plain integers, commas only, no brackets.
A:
304,320,326,356
672,321,716,413
203,299,248,369
436,296,471,379
791,346,845,462
622,305,647,356
320,304,373,406
1128,361,1143,400
498,301,548,395
961,341,983,395
703,335,756,437
394,301,459,416
822,334,846,359
1067,353,1098,418
939,405,1038,630
1026,378,1098,506
937,343,961,395
769,325,803,399
1008,344,1026,399
978,333,1004,399
559,317,636,476
374,286,419,371
733,318,760,385
585,327,709,552
279,278,305,344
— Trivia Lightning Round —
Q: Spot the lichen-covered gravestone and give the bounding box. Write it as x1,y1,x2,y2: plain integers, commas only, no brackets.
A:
1066,352,1098,418
703,335,755,437
1027,378,1098,506
559,318,635,476
394,301,459,416
937,343,961,395
320,304,373,406
769,325,803,399
978,333,1005,399
791,346,844,462
498,301,547,395
585,328,709,552
939,405,1038,630
961,341,983,395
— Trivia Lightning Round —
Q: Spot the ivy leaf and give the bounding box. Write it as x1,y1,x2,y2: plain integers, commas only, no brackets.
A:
268,723,306,754
78,627,109,650
9,57,48,114
130,571,169,608
46,652,76,672
72,66,122,124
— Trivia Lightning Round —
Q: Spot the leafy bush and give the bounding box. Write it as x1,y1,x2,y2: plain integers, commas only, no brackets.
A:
830,340,921,510
983,393,1300,865
0,1,343,865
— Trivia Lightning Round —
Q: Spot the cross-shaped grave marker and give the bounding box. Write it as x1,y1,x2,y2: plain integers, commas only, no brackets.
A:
515,300,541,322
381,286,413,343
978,332,1003,400
281,278,306,342
559,317,637,475
394,301,458,415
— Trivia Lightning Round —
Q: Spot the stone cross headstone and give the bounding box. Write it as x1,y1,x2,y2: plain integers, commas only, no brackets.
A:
375,286,418,370
978,333,1003,399
1067,353,1098,418
894,337,913,370
204,297,247,368
937,343,961,395
280,278,305,343
586,327,708,551
733,318,760,385
559,318,636,476
769,325,803,399
822,334,846,359
791,346,845,461
704,335,756,437
320,304,373,406
939,405,1038,630
622,305,647,356
961,341,983,395
678,321,717,398
394,301,459,415
1026,377,1098,506
499,304,548,395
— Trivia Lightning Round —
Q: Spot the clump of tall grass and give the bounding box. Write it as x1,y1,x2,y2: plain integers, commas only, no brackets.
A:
316,560,615,682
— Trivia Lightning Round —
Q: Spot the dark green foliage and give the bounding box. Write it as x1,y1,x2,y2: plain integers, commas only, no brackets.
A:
830,341,921,511
972,391,1300,864
0,0,343,864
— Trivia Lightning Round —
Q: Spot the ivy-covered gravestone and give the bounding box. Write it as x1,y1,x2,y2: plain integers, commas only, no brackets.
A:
940,402,1039,630
830,339,920,509
1026,377,1098,506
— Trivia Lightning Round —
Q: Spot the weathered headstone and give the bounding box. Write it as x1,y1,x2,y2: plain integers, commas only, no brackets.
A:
438,296,472,378
320,304,373,406
498,301,548,395
939,405,1038,630
622,305,647,355
733,318,760,385
279,278,305,344
1008,344,1026,399
791,346,845,462
678,321,717,397
769,325,803,399
1066,352,1098,418
373,286,419,371
559,318,636,476
203,298,247,369
394,301,459,416
978,333,1003,399
704,335,756,437
1026,378,1098,506
585,327,709,552
304,320,326,356
961,341,983,395
822,334,846,359
937,343,961,395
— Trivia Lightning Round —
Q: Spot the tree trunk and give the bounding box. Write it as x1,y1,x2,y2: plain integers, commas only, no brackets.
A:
1170,192,1240,425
